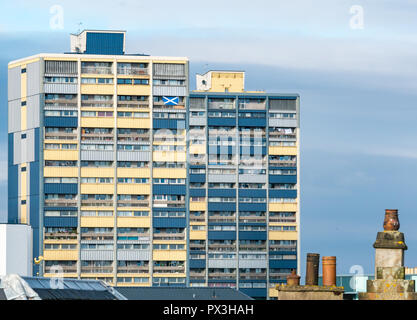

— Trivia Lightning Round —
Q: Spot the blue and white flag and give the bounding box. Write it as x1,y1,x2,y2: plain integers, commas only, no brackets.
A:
162,96,179,106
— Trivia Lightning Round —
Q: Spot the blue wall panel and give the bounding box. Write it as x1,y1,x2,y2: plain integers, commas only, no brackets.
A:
7,164,18,224
44,117,77,127
238,203,266,212
208,231,236,240
190,174,205,183
8,133,14,166
44,217,78,227
189,259,206,268
208,189,236,197
153,217,186,228
268,190,297,198
152,184,186,195
269,259,297,269
153,119,185,129
238,118,266,127
208,202,236,212
239,231,267,240
189,188,206,197
85,32,124,55
44,183,77,194
238,189,266,198
207,118,236,126
269,175,297,184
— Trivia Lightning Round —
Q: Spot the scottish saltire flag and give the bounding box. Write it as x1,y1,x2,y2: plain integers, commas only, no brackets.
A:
162,96,179,106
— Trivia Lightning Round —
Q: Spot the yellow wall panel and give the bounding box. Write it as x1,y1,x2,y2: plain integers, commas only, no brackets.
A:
189,145,206,154
20,204,27,224
43,250,78,260
44,167,78,177
269,288,278,298
152,168,186,179
269,231,298,241
190,202,206,211
81,167,114,177
20,170,27,199
20,70,27,98
117,118,150,128
268,203,298,212
116,281,151,287
117,217,151,228
117,168,150,178
80,217,114,227
44,150,78,161
81,184,114,194
117,184,150,195
44,239,78,245
117,85,151,96
189,230,207,240
152,250,186,261
81,117,115,127
152,151,186,162
21,105,27,131
44,273,78,278
269,146,298,156
81,84,114,95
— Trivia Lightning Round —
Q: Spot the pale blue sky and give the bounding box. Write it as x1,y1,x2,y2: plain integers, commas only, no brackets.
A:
1,0,417,277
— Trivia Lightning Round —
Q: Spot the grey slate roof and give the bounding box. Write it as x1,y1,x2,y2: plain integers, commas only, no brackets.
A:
114,287,253,300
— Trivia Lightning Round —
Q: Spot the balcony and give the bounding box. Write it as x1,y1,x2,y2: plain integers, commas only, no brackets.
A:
153,233,185,241
44,199,77,207
208,216,236,223
117,266,149,274
208,244,236,252
239,217,266,224
190,271,205,279
268,132,296,140
269,272,290,280
117,133,150,143
81,199,114,207
239,272,267,280
81,133,114,142
44,232,77,241
269,246,297,252
152,200,185,208
239,244,266,251
208,101,235,110
268,160,297,167
153,266,185,273
81,100,114,108
117,200,149,208
190,215,205,222
80,232,114,241
45,98,77,108
238,102,266,110
190,243,205,251
45,131,77,140
208,272,236,280
81,266,113,273
81,66,113,75
45,265,77,273
117,67,148,76
117,100,149,109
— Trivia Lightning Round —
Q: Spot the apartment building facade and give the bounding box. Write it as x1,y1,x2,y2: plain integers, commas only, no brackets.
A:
188,71,300,299
8,31,299,300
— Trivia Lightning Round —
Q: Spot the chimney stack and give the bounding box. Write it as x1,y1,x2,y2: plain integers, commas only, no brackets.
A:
322,256,336,286
305,253,320,285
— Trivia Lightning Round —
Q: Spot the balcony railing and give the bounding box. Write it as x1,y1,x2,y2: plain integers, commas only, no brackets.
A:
81,200,114,207
239,244,266,251
268,160,297,167
239,272,267,280
238,102,266,110
81,266,113,273
117,133,150,143
81,101,114,108
208,273,236,279
81,233,114,241
45,132,77,140
81,66,113,75
44,232,77,240
117,266,149,273
117,200,149,207
153,266,185,273
117,100,149,109
117,67,148,76
208,102,235,110
153,233,185,241
45,265,77,273
44,200,77,207
81,134,114,142
45,98,78,108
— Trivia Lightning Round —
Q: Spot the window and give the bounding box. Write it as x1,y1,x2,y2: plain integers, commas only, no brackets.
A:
21,68,27,73
21,167,27,172
21,101,27,107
